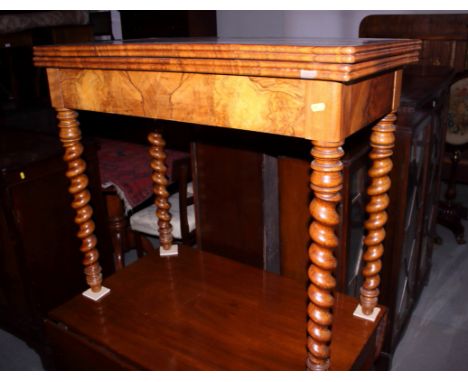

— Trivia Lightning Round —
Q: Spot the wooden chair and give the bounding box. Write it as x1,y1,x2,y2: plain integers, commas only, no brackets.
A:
129,156,196,259
97,137,192,269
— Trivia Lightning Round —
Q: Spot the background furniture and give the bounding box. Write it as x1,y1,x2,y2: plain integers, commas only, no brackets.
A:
277,128,370,293
96,137,191,268
0,11,93,110
192,131,280,271
360,13,463,368
360,13,468,245
192,125,371,292
377,66,454,368
438,73,468,243
130,156,196,257
0,129,113,366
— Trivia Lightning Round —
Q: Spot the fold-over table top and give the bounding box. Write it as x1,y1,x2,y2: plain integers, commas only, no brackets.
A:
34,37,422,82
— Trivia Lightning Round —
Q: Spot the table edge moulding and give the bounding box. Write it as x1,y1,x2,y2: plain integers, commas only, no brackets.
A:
33,37,422,371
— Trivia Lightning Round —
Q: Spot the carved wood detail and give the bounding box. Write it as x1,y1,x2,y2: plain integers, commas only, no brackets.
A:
56,108,103,292
306,141,344,371
148,131,173,250
360,112,396,315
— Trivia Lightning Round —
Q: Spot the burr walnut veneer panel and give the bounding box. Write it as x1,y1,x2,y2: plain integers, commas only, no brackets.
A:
47,68,396,142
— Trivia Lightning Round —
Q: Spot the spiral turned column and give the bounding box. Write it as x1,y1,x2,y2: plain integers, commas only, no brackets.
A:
360,112,396,315
148,131,173,250
56,108,103,293
306,141,344,371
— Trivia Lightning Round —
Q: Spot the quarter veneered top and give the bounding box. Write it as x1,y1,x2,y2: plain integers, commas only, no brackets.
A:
34,37,422,82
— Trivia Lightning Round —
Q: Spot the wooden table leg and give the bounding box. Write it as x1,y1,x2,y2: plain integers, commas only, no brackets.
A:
148,131,176,255
359,112,396,316
56,108,109,300
306,141,344,371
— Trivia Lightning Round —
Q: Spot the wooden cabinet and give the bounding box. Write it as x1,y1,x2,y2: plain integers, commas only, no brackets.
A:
359,15,462,367
359,14,468,73
376,66,453,367
0,129,113,363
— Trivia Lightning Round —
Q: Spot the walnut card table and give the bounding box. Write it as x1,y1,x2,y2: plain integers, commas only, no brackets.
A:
33,37,421,370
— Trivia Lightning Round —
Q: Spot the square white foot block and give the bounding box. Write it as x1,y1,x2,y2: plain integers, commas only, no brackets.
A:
353,304,381,322
82,286,111,301
160,244,179,257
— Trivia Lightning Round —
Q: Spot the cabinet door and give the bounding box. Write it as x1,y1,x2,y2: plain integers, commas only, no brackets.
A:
417,95,448,290
390,112,432,340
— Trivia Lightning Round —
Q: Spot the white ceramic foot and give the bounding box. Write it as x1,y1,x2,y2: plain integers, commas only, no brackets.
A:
160,244,179,257
82,286,111,301
353,304,381,322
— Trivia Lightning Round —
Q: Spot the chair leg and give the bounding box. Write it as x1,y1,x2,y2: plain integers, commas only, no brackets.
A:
134,232,145,259
105,190,128,270
141,235,158,257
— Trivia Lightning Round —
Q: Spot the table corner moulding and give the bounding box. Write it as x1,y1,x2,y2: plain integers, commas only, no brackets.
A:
33,37,421,370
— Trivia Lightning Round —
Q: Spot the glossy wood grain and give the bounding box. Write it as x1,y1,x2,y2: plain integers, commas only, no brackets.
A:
33,37,420,59
46,246,385,371
45,68,396,142
56,108,103,293
34,38,419,370
148,131,173,250
360,112,396,315
34,38,421,81
306,141,344,370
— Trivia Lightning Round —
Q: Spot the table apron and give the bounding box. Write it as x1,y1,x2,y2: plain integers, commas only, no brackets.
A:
47,68,400,142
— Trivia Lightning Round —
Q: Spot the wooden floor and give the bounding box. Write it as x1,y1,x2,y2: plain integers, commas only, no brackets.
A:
45,246,384,370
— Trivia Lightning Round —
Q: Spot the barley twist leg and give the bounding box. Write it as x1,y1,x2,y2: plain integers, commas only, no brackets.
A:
306,141,344,371
56,108,102,292
360,112,396,315
148,131,173,250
